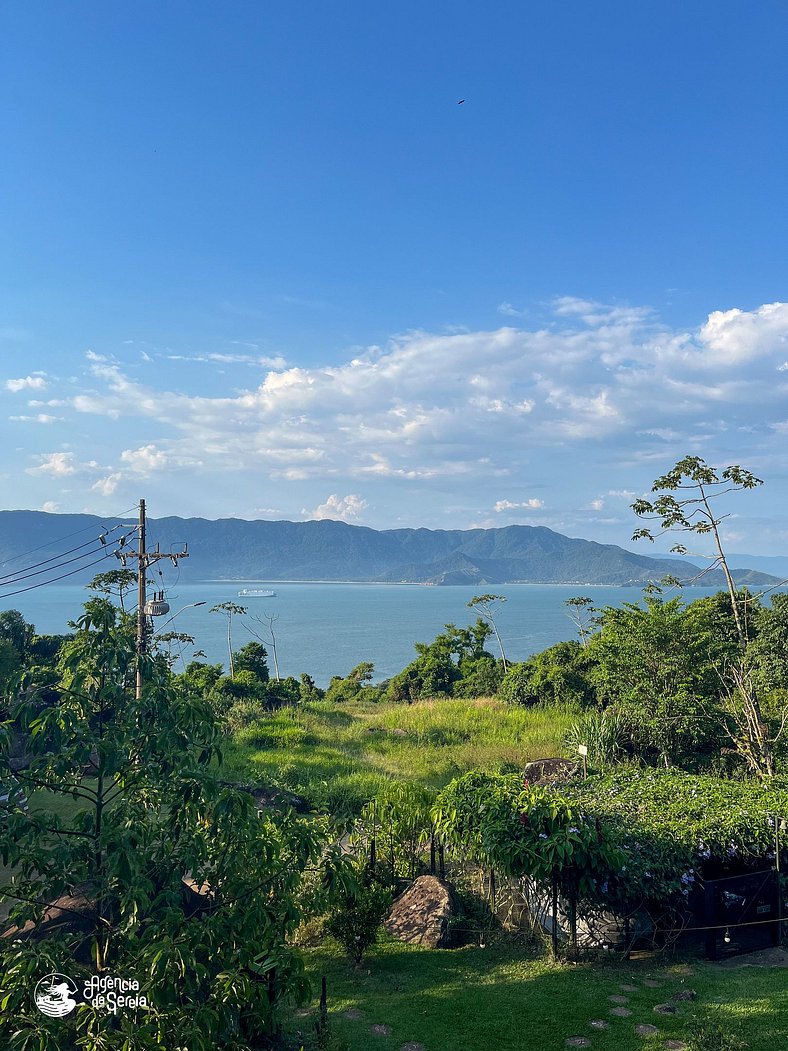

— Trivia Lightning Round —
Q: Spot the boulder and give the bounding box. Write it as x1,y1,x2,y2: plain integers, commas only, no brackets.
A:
383,875,457,948
523,757,580,785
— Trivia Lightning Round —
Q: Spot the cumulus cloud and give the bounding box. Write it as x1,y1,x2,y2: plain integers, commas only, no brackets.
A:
48,297,788,527
92,473,122,496
305,494,368,522
6,374,47,393
494,498,544,512
26,452,100,477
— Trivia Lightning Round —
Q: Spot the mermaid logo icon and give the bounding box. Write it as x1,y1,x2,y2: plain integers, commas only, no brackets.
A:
34,973,79,1018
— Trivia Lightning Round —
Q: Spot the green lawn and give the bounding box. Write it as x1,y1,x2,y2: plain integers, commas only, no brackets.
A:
288,937,788,1051
224,697,577,814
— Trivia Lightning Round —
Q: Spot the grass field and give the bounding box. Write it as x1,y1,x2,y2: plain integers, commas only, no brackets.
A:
288,936,788,1051
225,697,577,814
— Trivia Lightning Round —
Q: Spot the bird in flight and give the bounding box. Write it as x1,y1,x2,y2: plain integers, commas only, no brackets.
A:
457,99,465,105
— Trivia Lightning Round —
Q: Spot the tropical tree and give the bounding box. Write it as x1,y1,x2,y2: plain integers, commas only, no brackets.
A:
209,601,247,678
0,602,346,1049
631,456,776,778
467,594,508,672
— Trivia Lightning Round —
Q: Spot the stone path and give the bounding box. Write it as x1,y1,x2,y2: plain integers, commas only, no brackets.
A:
565,970,701,1049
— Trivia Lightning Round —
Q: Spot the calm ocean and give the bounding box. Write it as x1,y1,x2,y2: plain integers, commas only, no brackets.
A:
0,580,770,687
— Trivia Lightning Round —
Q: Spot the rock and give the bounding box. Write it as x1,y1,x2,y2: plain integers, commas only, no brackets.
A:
384,875,457,948
399,1044,425,1051
589,1019,609,1030
565,1039,591,1048
635,1024,660,1036
523,758,580,785
609,994,629,1004
643,979,662,988
672,989,697,1002
610,1007,632,1017
654,1003,676,1015
390,728,408,736
664,1042,688,1050
343,1009,364,1020
619,984,639,992
370,1023,392,1035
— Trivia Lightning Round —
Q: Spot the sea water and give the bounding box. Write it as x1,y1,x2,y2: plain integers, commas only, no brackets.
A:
0,580,775,687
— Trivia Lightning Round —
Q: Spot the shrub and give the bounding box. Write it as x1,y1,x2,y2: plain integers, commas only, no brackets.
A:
324,873,392,966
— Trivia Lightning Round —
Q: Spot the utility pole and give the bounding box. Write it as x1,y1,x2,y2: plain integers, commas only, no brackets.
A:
117,499,189,699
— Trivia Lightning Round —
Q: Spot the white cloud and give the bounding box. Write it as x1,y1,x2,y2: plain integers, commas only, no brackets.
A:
9,413,59,424
497,302,527,318
305,494,368,522
27,452,77,477
26,452,100,477
494,498,544,512
41,501,59,513
92,473,122,496
5,374,47,393
697,302,788,366
120,444,169,473
50,297,788,529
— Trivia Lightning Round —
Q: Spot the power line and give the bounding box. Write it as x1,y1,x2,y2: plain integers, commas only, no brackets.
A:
0,505,137,570
0,551,117,599
0,532,125,588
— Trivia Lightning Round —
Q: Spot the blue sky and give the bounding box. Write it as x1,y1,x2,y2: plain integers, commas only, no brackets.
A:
1,2,787,553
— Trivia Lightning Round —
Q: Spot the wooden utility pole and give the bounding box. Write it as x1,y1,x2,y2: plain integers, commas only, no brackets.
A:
118,499,189,698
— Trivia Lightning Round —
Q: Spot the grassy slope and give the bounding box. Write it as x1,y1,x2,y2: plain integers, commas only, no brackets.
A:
291,937,788,1051
224,697,577,812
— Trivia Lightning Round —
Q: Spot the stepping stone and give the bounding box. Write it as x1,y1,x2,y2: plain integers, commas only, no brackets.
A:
664,1042,688,1050
343,1009,363,1020
565,1040,591,1048
654,1003,676,1015
643,979,662,988
672,965,694,976
399,1044,425,1051
619,984,639,992
672,989,697,1002
608,994,629,1004
294,1008,312,1018
589,1019,609,1030
635,1024,660,1036
371,1024,392,1036
610,1007,632,1017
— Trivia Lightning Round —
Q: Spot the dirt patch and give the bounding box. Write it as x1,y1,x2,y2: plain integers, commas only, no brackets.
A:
715,946,788,968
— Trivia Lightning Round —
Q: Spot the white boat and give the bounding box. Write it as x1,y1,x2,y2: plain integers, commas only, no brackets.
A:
237,588,276,598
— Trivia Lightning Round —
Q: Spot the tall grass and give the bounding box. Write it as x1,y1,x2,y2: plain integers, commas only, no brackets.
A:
225,697,578,815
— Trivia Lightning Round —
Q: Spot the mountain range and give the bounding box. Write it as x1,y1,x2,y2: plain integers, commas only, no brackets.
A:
0,510,781,589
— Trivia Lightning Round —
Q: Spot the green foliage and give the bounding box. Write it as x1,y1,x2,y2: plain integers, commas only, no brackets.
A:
323,864,392,966
498,641,594,707
325,662,376,703
564,768,788,913
0,609,34,659
0,602,341,1049
588,593,723,768
299,673,325,703
232,640,270,682
354,781,435,880
562,710,626,769
384,621,495,702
